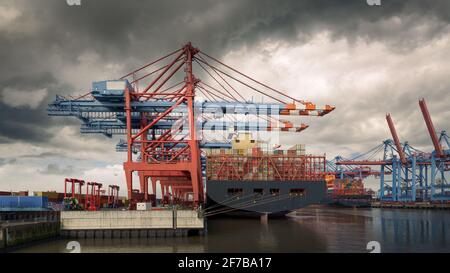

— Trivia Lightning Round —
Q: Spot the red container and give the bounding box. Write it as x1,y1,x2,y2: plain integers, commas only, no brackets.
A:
252,148,262,156
206,153,326,181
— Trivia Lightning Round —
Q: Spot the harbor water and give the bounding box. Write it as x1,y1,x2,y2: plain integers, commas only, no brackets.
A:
14,207,450,253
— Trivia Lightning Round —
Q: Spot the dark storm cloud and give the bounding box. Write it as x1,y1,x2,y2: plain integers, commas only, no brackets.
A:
32,0,450,58
0,72,57,142
1,0,450,145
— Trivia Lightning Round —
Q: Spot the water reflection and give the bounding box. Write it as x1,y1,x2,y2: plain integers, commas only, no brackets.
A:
15,207,450,253
376,210,449,252
293,207,450,252
204,218,327,252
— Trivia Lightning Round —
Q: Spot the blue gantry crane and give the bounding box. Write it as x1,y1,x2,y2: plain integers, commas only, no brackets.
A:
336,99,450,202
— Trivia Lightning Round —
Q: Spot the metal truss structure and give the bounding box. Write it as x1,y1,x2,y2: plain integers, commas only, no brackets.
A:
335,99,450,202
48,42,335,207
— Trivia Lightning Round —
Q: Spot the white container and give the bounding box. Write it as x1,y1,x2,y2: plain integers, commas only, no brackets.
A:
136,202,152,211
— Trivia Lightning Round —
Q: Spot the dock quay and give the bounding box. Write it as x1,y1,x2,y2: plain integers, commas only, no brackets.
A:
60,210,205,239
0,211,60,251
371,202,450,209
1,209,204,250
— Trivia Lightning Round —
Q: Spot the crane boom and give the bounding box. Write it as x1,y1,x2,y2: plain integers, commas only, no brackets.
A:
419,98,443,157
386,114,407,164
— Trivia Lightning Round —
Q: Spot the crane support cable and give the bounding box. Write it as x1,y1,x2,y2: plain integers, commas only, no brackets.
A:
198,83,236,102
350,142,385,161
204,190,294,213
203,192,261,212
196,54,246,101
159,81,185,94
141,49,187,94
197,87,217,102
120,47,184,79
144,57,186,98
131,58,184,84
195,57,287,104
204,193,295,217
199,51,305,105
197,84,240,122
194,58,238,101
74,92,93,100
205,193,280,215
195,57,286,127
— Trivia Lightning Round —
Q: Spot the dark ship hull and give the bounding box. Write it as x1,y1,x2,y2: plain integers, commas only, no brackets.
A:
206,180,327,218
330,194,373,208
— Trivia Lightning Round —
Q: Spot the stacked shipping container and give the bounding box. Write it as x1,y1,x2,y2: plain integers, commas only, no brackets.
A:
0,196,49,211
332,178,367,196
206,148,326,181
34,191,65,202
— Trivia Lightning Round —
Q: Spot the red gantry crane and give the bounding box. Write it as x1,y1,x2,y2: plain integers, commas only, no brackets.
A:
64,178,85,200
108,185,120,208
48,42,335,208
121,43,334,207
85,182,102,211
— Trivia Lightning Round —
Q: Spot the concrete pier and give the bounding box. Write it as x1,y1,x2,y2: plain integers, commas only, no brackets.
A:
60,210,205,238
0,211,59,222
1,221,60,250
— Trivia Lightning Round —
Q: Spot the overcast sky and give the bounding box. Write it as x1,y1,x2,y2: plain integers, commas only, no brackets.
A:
1,0,449,194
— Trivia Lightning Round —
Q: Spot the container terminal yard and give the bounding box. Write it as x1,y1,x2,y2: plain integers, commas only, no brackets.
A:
1,1,450,255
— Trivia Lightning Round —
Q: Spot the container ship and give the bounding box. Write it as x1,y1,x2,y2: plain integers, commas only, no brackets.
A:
204,134,327,217
327,178,373,208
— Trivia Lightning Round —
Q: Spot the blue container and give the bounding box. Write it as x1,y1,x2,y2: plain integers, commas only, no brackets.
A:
0,196,48,211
